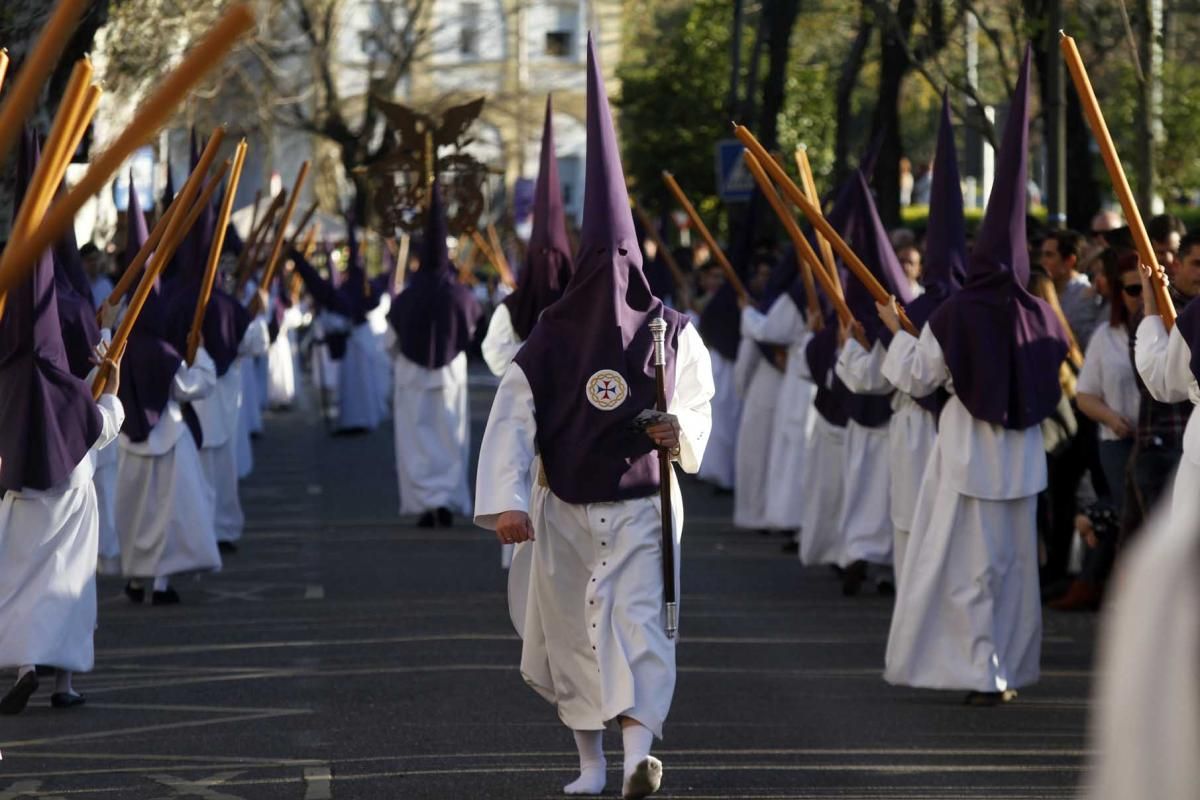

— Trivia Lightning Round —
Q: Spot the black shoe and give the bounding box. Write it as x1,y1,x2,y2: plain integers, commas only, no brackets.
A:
50,691,86,709
218,541,238,554
781,540,799,554
828,564,846,579
416,511,436,528
124,582,145,604
876,579,896,597
757,528,772,536
152,587,181,606
841,561,867,597
964,689,1018,707
0,672,39,715
436,507,453,527
711,486,733,496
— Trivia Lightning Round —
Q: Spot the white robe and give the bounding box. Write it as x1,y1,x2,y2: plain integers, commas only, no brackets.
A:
475,324,714,738
392,350,472,516
1085,484,1200,800
838,337,937,574
733,298,797,529
94,439,120,575
368,294,395,418
695,349,740,490
321,311,386,432
882,326,1045,692
194,319,269,544
834,339,894,567
116,350,222,579
267,305,303,408
1133,315,1199,519
760,305,814,529
0,395,124,673
481,303,523,377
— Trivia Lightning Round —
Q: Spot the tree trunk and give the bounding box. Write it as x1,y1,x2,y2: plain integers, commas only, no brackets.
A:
871,0,916,230
1065,81,1100,231
756,0,802,151
834,5,874,189
1134,0,1162,213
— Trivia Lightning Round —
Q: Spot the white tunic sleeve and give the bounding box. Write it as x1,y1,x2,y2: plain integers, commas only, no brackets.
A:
239,317,271,358
882,325,950,398
836,338,890,394
669,323,715,474
481,303,523,377
172,348,217,403
474,364,537,530
1135,315,1193,404
740,295,803,344
95,393,126,451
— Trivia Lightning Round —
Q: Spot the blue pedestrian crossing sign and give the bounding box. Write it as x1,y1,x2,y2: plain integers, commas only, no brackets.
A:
715,139,755,202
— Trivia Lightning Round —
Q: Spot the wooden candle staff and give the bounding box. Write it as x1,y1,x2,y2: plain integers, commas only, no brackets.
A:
235,189,286,292
734,124,918,336
487,224,517,289
0,0,87,169
1061,32,1175,328
0,4,256,298
0,59,93,320
661,171,750,303
285,201,319,254
0,49,9,94
742,151,852,327
92,129,224,398
187,139,248,364
250,161,310,315
632,202,695,311
794,146,843,298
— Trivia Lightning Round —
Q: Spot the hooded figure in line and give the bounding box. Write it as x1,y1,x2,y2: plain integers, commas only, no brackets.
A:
386,183,482,527
481,93,573,569
0,130,126,714
164,139,272,552
473,34,714,799
291,214,387,434
839,93,966,585
878,47,1070,705
113,157,221,607
481,94,574,379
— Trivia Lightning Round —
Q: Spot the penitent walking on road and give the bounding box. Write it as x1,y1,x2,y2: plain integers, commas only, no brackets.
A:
474,34,713,799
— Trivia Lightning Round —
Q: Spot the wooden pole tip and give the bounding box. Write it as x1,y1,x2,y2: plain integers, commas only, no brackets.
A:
1058,30,1068,40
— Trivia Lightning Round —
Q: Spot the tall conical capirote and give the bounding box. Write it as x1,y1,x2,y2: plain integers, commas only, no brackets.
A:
926,45,1069,430
387,181,481,368
0,127,102,491
920,91,967,294
511,32,689,505
503,94,574,340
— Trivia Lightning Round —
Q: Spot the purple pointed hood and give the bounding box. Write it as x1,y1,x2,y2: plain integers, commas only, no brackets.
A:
928,46,1069,430
164,186,251,378
513,32,688,505
117,172,191,444
843,170,914,346
503,95,574,340
120,168,150,286
387,183,481,367
0,129,103,491
334,212,379,323
45,138,103,379
907,91,966,331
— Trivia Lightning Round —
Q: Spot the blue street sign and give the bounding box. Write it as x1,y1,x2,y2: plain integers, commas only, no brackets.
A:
715,139,754,202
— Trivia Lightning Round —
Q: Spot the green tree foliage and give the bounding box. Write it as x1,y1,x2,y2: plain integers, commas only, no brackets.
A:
616,0,741,228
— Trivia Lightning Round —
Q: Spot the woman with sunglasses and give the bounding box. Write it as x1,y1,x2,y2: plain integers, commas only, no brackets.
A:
1077,250,1143,500
1053,250,1144,611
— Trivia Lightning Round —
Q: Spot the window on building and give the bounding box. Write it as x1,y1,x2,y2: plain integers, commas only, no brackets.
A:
545,31,571,57
460,2,481,57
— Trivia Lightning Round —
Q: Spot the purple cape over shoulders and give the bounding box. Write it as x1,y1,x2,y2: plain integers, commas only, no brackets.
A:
513,32,686,505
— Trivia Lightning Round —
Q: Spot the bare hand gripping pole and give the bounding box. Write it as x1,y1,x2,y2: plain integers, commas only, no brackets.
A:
649,316,678,638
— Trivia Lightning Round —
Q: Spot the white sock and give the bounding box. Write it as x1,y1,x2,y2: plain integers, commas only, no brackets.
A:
564,729,607,795
16,665,35,680
153,576,170,592
54,670,75,695
621,723,654,777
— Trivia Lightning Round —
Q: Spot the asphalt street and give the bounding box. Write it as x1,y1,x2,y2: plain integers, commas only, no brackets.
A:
0,365,1098,799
